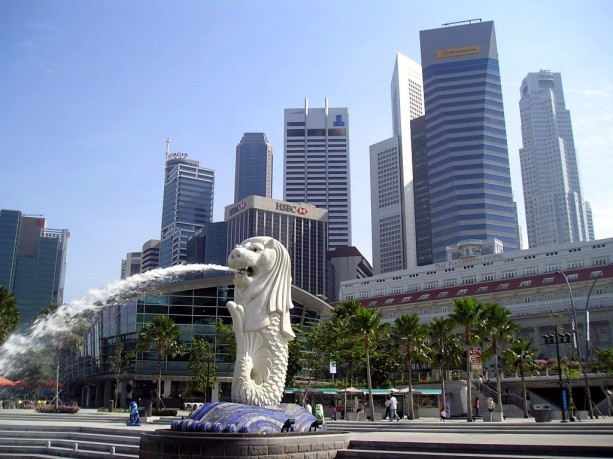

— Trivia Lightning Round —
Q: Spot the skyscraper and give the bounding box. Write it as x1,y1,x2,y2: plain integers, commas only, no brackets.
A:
420,20,519,262
284,98,351,249
140,239,160,273
0,209,69,327
186,222,228,267
519,70,592,247
411,115,433,267
234,133,273,202
160,139,215,268
370,54,425,273
121,252,141,279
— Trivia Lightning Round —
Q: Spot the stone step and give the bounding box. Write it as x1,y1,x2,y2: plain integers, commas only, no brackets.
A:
338,440,613,459
0,430,141,446
0,444,137,459
0,437,138,456
328,421,613,434
338,449,598,459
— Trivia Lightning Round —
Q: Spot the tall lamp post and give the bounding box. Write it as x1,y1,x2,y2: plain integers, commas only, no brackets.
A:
557,270,594,419
556,271,581,360
584,268,609,362
543,330,570,422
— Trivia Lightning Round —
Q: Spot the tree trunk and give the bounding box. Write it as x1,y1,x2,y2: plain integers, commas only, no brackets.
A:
365,346,375,422
466,344,473,422
55,361,60,409
440,364,447,414
156,344,163,410
407,362,415,419
520,368,529,418
494,347,504,418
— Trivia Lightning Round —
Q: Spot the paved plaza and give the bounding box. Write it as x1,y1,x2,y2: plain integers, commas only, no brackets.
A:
0,408,612,457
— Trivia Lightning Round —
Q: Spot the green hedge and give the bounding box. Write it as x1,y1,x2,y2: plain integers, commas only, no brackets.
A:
35,405,80,414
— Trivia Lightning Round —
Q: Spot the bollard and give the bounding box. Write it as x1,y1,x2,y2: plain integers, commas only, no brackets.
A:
109,399,114,412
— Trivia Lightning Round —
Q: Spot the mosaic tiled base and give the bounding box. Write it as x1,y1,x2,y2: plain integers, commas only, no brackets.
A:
170,402,317,434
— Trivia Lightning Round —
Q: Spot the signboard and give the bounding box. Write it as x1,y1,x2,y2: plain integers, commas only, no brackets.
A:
470,347,482,372
436,45,482,58
329,361,336,374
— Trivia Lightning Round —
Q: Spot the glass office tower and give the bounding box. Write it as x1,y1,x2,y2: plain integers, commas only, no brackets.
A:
0,209,69,327
160,141,215,268
420,21,519,261
234,133,273,202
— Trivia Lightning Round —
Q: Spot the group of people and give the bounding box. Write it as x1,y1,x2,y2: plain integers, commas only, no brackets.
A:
474,396,496,417
383,391,400,421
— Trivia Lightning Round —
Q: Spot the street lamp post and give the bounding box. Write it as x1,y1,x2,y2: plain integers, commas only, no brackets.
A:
556,271,581,359
543,331,569,422
557,270,595,419
584,271,603,362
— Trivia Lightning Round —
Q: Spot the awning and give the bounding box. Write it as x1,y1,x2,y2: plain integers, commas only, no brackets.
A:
414,389,442,395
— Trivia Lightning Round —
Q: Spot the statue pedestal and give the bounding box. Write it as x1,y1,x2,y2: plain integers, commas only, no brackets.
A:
139,430,351,459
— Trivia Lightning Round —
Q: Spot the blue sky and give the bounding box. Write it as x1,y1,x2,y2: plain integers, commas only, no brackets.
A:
2,0,613,303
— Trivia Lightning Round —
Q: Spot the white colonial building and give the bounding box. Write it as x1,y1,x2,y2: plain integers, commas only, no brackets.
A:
340,238,613,360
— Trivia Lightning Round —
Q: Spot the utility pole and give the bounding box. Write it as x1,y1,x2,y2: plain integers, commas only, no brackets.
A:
543,329,572,422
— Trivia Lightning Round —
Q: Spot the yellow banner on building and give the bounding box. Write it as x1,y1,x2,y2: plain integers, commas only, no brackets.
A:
436,45,482,58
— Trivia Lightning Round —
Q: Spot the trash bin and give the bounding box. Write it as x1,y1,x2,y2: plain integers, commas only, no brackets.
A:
533,404,552,422
108,400,114,412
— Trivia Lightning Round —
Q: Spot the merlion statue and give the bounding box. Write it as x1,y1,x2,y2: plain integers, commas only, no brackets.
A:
170,236,317,433
226,236,295,406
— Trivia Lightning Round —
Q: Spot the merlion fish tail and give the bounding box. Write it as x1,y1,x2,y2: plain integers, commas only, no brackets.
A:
227,301,288,406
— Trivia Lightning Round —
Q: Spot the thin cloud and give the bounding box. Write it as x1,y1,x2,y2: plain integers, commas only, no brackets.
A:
567,86,613,99
17,40,35,49
26,19,57,33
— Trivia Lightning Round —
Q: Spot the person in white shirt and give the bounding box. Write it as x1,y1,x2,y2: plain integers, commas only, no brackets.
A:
388,391,399,421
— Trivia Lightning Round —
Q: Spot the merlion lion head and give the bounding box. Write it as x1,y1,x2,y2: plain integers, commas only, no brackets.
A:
227,236,294,338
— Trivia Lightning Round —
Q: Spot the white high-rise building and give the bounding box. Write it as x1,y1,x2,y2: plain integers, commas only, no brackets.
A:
519,70,592,247
370,54,424,273
283,98,351,249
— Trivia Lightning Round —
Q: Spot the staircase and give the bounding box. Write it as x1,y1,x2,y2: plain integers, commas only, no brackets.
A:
332,421,613,459
0,413,142,458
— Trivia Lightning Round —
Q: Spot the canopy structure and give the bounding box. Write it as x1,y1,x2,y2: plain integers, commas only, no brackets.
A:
337,386,362,394
0,377,15,387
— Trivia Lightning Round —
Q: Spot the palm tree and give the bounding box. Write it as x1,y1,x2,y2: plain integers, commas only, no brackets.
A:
481,302,519,419
504,338,540,418
0,287,20,345
137,315,185,409
429,317,462,416
450,297,484,422
392,313,430,419
332,299,362,320
349,305,383,422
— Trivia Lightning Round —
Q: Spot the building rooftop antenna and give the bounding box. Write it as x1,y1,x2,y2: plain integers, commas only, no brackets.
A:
165,138,171,160
442,18,482,26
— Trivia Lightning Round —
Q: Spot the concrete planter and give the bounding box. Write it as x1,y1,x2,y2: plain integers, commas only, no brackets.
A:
483,411,503,422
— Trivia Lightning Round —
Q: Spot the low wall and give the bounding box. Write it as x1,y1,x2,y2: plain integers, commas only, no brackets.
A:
140,429,351,459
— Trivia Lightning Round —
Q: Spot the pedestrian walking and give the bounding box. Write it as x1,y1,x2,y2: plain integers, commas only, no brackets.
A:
388,391,399,422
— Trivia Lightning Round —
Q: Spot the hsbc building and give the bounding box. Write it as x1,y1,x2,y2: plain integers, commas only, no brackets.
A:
224,195,328,297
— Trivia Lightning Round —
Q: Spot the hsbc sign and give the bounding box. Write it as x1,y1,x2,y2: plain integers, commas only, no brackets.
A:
228,201,246,217
275,203,308,215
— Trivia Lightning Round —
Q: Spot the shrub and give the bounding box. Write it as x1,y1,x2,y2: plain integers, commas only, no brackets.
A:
35,405,79,414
